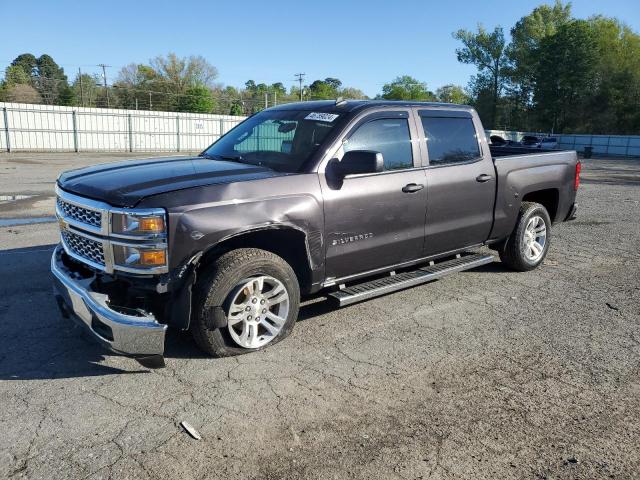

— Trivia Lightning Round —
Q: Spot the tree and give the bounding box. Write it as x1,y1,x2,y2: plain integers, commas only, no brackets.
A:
150,53,218,92
3,65,31,86
271,82,286,96
453,26,508,127
308,78,340,99
72,73,101,107
10,53,37,79
436,84,470,104
2,84,42,103
533,20,597,132
339,87,368,99
176,84,215,113
381,75,434,100
229,101,244,116
34,54,68,104
506,1,572,128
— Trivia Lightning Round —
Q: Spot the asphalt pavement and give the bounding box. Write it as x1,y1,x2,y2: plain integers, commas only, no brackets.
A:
1,152,639,479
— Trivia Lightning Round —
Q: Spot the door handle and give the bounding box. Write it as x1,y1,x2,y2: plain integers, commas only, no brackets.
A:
402,183,424,193
476,174,493,183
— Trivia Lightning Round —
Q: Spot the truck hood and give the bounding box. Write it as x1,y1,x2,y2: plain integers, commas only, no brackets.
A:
57,156,286,207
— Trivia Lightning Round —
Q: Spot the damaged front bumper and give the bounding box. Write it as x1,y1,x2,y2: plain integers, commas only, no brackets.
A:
51,244,167,362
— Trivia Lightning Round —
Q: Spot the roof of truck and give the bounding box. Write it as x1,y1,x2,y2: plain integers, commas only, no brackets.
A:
270,100,474,113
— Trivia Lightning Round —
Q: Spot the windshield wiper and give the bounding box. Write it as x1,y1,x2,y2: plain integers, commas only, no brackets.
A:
199,152,246,163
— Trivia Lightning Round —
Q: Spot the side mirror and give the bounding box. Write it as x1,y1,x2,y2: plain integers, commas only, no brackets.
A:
337,150,384,177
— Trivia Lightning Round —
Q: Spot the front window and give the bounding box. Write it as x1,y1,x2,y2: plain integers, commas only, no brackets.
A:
201,110,341,173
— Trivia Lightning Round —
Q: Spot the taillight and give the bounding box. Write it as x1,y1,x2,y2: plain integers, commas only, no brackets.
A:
574,161,581,190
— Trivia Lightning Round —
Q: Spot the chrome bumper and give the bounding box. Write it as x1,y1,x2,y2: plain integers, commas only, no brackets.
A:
51,244,167,357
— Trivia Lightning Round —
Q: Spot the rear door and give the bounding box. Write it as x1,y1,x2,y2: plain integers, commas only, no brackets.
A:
416,108,496,256
320,110,427,280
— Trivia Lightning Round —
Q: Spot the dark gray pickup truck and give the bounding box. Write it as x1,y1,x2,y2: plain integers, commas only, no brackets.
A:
52,100,579,367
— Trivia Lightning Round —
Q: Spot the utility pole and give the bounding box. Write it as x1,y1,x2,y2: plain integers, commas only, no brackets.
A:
78,68,85,108
98,64,111,108
264,92,268,109
274,91,277,106
294,73,305,101
148,92,152,110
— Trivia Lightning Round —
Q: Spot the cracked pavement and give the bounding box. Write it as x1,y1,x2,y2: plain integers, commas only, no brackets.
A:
1,153,639,479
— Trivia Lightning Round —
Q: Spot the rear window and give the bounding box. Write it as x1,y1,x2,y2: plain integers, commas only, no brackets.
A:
420,117,480,166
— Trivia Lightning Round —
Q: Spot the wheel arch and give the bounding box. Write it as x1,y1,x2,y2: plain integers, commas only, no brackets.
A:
197,225,315,294
521,188,559,223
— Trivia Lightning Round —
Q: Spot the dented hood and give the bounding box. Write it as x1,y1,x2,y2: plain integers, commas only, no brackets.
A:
56,156,285,207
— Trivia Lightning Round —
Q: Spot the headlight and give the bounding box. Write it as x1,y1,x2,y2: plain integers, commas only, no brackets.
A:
111,211,166,236
113,245,168,270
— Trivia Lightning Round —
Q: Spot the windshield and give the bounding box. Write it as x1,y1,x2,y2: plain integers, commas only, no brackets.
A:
201,110,341,173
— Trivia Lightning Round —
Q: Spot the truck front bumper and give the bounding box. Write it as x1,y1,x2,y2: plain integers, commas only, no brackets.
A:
51,244,167,360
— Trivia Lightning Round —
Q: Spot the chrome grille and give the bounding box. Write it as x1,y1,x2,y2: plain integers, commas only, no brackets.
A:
57,197,102,228
61,229,105,266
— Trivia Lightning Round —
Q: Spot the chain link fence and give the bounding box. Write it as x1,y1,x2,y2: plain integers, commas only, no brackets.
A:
0,102,246,153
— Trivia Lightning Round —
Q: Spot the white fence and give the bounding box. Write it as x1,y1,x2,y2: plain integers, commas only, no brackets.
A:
487,129,640,157
0,102,246,153
2,102,639,157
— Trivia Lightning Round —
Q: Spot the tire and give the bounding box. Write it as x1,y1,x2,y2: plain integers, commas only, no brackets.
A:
191,248,300,357
499,202,552,272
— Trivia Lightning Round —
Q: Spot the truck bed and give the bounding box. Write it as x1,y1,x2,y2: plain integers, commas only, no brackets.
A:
488,145,579,241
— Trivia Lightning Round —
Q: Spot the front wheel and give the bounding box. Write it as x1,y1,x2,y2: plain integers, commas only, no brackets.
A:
192,248,300,357
499,202,551,272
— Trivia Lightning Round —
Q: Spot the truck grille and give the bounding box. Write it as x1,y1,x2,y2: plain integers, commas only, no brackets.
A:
61,229,105,266
56,197,102,228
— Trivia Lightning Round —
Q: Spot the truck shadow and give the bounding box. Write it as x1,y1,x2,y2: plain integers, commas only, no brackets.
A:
0,244,341,377
0,245,150,380
0,244,504,379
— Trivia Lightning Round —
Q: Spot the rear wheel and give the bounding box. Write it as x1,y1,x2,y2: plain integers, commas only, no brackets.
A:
192,248,300,357
499,202,551,271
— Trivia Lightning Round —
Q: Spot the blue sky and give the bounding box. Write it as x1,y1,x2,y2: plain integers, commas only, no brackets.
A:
1,0,639,97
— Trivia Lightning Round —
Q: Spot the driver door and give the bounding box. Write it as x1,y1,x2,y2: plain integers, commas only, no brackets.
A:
320,110,427,280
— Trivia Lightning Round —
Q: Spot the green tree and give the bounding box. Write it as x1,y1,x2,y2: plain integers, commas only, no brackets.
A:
10,53,37,79
308,78,340,99
3,65,31,86
435,84,470,104
229,101,244,116
381,75,435,100
453,26,508,127
176,84,215,113
34,54,68,104
506,1,572,128
72,73,101,107
533,20,597,132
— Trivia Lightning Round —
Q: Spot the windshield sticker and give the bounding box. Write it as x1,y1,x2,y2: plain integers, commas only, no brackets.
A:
305,112,339,122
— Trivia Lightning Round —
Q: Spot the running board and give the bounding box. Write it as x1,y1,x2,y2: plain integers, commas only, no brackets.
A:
328,252,494,307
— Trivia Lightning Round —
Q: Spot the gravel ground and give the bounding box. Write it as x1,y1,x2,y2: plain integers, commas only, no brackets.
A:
0,153,639,479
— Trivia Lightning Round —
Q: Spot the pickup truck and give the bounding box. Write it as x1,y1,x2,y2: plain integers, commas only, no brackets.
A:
52,100,579,367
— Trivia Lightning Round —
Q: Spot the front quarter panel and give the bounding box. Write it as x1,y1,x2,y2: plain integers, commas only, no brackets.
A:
137,174,325,275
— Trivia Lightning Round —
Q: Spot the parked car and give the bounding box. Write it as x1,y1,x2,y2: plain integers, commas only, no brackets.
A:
490,135,507,146
540,137,559,149
521,135,542,148
52,101,580,367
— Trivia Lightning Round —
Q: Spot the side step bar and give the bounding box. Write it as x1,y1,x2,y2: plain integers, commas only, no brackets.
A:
328,252,494,307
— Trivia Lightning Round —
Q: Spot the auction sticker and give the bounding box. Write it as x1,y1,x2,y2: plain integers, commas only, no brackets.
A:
305,112,340,122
